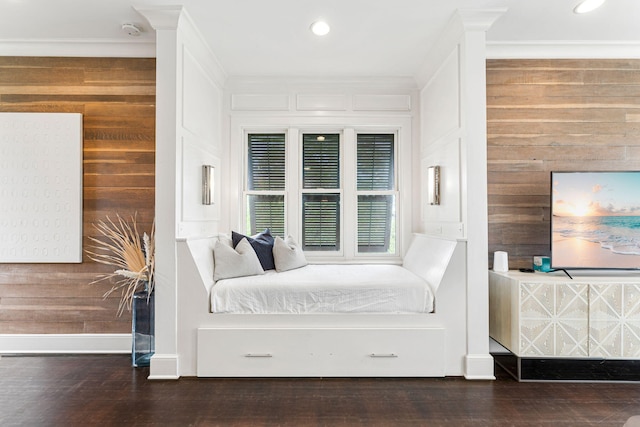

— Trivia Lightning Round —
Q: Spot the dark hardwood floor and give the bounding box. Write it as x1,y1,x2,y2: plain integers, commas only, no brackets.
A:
1,355,639,426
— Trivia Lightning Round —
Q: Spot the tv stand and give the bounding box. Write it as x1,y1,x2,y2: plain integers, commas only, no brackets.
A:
489,270,640,381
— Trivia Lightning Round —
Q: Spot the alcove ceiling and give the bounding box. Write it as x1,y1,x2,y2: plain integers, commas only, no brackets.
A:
0,0,638,78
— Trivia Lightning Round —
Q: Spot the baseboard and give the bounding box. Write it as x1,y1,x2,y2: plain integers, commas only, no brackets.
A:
464,353,496,380
149,353,180,380
0,334,131,354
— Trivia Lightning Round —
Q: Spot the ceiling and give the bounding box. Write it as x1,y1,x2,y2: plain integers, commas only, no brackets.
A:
0,0,639,78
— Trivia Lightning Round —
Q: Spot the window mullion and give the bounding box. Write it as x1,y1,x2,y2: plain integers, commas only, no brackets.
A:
342,128,356,259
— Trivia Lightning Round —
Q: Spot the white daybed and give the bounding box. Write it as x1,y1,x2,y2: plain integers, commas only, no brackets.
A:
175,233,468,377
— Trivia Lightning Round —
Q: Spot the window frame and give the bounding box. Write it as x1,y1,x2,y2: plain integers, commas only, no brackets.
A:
353,131,399,258
299,130,344,257
235,118,409,265
243,130,288,237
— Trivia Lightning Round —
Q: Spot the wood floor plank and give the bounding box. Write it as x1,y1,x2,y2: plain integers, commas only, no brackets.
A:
0,356,638,426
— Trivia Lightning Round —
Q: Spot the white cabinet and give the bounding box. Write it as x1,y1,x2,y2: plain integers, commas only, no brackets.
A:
489,271,640,359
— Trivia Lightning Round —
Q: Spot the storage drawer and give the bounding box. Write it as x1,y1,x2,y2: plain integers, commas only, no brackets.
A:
197,327,445,377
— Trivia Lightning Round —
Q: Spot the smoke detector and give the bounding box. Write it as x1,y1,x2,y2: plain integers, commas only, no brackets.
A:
121,23,142,37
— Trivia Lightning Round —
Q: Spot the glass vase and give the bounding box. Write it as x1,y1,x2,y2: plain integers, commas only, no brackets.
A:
132,289,155,367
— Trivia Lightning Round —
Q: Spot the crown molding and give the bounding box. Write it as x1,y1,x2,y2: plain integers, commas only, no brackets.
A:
457,9,509,32
486,41,640,59
0,38,155,58
414,8,507,88
134,5,183,30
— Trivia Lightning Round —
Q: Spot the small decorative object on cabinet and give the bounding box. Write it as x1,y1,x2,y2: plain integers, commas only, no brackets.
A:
86,213,155,367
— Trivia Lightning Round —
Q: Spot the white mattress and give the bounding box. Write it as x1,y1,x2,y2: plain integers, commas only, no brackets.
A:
210,264,434,314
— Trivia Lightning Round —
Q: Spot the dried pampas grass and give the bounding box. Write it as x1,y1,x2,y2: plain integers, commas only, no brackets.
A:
86,213,155,316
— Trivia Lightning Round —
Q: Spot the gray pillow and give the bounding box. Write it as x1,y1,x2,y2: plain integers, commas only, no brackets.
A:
213,238,265,281
273,235,308,272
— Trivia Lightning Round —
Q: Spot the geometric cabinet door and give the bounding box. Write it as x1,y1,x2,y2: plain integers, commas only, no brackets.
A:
590,283,640,358
519,282,589,357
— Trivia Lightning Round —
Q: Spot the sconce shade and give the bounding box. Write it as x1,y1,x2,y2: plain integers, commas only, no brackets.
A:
427,165,440,205
202,165,214,205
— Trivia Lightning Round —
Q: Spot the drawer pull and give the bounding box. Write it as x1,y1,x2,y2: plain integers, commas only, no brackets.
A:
369,353,398,358
244,353,273,358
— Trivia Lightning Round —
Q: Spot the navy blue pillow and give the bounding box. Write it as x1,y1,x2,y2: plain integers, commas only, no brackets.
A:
232,229,275,271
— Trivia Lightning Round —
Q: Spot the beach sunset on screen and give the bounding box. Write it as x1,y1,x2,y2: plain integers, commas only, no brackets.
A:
551,171,640,269
553,172,640,217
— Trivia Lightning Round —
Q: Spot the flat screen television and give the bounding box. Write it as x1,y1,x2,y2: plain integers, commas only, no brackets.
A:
551,171,640,270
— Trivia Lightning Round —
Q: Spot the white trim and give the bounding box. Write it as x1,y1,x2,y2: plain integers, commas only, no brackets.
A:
486,41,640,59
0,334,131,354
0,39,155,58
464,354,496,380
415,8,506,88
147,353,180,380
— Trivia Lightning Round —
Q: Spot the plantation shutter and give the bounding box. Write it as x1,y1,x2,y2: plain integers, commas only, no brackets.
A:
302,194,340,251
357,134,395,253
301,134,340,251
248,134,285,191
303,134,340,189
247,134,285,236
357,134,394,191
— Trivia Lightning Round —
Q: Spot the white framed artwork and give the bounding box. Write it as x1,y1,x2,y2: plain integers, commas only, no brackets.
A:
0,112,83,262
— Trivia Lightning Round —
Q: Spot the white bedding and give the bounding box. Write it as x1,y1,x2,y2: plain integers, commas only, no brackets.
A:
210,264,435,314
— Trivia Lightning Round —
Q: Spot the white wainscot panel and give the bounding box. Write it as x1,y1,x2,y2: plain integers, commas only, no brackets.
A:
353,94,411,111
296,94,347,111
231,94,290,111
181,138,220,223
421,47,460,147
0,112,82,262
421,138,461,229
182,46,220,140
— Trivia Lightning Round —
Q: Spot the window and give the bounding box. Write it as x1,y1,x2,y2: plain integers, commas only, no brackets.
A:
245,133,285,237
357,134,395,253
302,134,341,251
244,130,397,259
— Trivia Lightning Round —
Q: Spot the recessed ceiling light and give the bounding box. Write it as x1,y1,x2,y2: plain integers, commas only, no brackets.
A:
574,0,607,14
310,20,330,36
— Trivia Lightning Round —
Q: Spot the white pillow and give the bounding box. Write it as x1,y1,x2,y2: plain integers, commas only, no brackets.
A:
213,237,265,281
273,235,308,272
217,232,233,247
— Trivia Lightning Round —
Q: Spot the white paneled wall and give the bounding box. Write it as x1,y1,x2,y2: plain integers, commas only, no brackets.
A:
139,5,503,380
137,5,226,379
415,9,505,380
224,77,418,258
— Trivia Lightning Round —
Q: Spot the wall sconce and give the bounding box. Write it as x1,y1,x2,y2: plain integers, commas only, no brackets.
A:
427,165,440,205
202,165,214,205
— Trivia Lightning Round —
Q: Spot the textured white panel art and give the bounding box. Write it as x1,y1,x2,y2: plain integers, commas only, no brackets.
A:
0,112,83,262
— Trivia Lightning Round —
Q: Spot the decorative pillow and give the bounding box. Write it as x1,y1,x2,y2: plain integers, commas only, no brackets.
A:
273,235,308,272
232,229,275,271
213,238,265,281
217,232,233,248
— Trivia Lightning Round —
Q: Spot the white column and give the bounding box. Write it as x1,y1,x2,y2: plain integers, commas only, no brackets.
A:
458,9,505,380
136,6,183,380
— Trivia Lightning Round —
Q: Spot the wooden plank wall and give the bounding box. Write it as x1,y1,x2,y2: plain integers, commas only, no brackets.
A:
487,59,640,269
0,57,155,334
